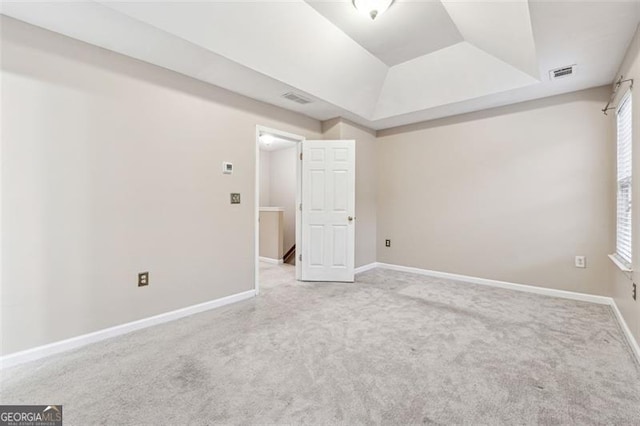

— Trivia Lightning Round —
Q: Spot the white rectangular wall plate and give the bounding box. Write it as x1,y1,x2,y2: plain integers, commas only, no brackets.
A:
222,162,233,174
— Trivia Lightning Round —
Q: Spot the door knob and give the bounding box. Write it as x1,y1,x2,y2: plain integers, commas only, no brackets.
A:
348,216,354,222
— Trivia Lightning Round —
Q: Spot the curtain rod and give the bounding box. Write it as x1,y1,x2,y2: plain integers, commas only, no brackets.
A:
602,75,634,115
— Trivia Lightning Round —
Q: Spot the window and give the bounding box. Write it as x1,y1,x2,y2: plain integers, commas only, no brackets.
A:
616,92,632,267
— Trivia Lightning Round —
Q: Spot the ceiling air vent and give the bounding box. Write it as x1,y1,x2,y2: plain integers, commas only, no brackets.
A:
282,92,312,105
549,65,577,81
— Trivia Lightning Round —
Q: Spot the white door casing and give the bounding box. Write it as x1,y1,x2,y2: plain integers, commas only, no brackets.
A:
301,140,356,282
254,125,305,294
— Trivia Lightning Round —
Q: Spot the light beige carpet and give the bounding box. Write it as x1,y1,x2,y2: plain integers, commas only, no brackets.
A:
1,263,639,425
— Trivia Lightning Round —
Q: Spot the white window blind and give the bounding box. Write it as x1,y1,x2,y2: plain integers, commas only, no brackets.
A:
616,92,632,266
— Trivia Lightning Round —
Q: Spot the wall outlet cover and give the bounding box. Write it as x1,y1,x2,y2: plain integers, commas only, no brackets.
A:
138,272,149,287
575,256,586,268
385,239,391,247
230,193,241,204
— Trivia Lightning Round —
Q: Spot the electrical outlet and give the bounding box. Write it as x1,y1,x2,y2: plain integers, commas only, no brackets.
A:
575,256,586,268
385,239,391,247
633,283,637,301
138,272,149,287
230,193,241,204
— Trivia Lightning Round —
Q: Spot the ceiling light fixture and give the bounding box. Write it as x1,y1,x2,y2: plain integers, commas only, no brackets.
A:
352,0,394,21
260,134,274,145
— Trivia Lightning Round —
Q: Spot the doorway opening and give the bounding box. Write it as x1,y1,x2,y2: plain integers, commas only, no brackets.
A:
255,126,304,295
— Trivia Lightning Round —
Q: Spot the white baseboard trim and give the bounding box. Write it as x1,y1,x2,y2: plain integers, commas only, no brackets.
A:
0,289,256,370
4,263,638,369
355,262,378,274
376,262,640,364
376,262,611,305
259,257,283,265
610,300,640,364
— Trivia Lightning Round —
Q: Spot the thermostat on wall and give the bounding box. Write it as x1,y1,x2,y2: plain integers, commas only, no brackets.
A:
222,162,233,174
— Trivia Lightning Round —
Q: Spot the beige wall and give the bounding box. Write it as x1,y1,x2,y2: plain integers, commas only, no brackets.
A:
611,25,640,344
259,210,284,260
0,17,322,355
321,118,342,140
322,119,378,268
2,15,629,356
268,146,297,252
377,87,615,296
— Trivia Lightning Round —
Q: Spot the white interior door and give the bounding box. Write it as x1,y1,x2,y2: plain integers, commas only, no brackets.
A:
301,140,355,282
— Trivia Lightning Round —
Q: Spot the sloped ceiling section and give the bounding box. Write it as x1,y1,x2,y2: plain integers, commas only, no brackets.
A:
102,0,540,120
2,0,639,129
99,0,389,119
375,42,538,119
442,0,539,78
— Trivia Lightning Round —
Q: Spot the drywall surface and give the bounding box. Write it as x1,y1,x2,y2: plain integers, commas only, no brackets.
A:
321,117,342,140
1,16,322,355
259,150,271,206
377,87,614,297
268,146,298,252
259,210,284,260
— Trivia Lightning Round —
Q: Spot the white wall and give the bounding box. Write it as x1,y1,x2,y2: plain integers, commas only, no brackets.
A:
0,17,322,355
259,150,271,206
611,25,640,344
268,146,298,253
376,87,614,296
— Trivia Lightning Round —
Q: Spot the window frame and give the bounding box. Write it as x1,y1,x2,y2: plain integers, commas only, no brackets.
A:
613,90,633,271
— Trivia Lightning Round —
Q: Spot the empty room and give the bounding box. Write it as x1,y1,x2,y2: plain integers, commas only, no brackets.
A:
1,0,640,424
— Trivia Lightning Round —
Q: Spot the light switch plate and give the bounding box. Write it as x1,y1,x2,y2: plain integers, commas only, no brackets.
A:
230,193,241,204
222,162,233,174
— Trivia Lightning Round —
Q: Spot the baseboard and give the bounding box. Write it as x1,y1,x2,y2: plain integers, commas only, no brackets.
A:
259,257,283,265
4,264,638,369
355,262,379,274
376,262,639,364
0,289,256,370
376,263,611,305
609,300,640,364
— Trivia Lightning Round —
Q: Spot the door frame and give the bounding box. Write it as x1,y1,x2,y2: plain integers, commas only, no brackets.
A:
255,125,305,295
